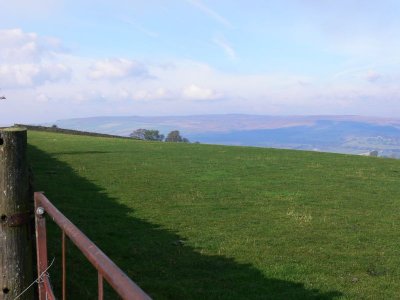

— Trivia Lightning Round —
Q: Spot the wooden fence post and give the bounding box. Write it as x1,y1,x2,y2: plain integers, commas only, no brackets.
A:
0,128,34,300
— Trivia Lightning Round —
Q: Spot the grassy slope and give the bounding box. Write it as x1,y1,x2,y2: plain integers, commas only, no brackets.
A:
27,131,400,299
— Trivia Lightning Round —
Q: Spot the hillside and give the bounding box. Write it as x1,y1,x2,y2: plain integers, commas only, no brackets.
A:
50,114,400,157
28,130,400,299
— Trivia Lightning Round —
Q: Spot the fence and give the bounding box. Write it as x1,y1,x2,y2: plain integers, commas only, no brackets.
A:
0,127,150,300
34,192,151,300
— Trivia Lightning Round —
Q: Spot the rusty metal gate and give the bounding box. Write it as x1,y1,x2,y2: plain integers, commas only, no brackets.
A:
34,192,151,300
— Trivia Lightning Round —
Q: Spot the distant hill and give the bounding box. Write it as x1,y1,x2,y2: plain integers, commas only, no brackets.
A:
47,114,400,157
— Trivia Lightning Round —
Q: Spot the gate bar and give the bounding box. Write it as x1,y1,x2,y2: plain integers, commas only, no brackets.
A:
34,192,151,300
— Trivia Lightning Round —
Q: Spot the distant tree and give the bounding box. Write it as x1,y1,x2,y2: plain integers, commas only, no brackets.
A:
130,128,147,139
165,130,182,142
165,130,189,143
0,88,6,100
51,124,58,128
130,129,164,141
369,150,379,157
144,130,164,141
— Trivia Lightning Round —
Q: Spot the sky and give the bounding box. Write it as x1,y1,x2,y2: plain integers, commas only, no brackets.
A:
1,0,400,125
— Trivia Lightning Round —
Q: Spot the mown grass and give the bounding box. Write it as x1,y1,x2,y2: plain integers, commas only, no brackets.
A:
27,130,400,299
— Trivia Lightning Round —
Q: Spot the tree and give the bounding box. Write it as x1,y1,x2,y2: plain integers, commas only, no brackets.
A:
369,150,378,157
165,130,182,142
130,128,146,139
165,130,189,143
130,129,164,141
144,130,164,141
0,88,6,100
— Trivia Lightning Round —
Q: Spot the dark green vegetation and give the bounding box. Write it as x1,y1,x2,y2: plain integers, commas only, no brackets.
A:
130,128,189,143
130,128,165,141
27,130,400,299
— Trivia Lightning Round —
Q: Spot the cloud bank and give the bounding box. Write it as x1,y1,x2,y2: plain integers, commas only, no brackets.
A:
1,28,400,125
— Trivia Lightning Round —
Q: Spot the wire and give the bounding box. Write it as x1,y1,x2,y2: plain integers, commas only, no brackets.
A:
13,258,55,300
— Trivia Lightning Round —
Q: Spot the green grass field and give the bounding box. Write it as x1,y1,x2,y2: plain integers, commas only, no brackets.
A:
27,130,400,299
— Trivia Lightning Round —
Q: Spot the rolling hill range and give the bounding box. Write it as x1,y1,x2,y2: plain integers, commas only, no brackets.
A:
28,130,400,299
50,115,400,157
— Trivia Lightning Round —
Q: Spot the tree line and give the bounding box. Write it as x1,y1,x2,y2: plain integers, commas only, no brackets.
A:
130,129,190,143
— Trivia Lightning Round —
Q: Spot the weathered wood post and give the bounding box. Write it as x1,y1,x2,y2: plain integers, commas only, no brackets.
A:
0,128,34,299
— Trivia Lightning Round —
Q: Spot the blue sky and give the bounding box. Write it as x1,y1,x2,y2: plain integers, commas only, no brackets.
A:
1,0,400,124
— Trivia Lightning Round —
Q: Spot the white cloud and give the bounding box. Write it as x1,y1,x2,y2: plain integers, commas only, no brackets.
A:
2,28,400,125
366,70,381,82
0,63,70,88
0,29,70,88
88,58,150,80
182,84,220,100
0,28,64,63
119,17,159,38
213,36,237,60
112,87,173,101
36,93,50,103
1,0,61,18
186,0,232,28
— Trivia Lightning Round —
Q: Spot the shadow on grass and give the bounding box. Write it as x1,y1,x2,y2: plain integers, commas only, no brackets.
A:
28,145,342,300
